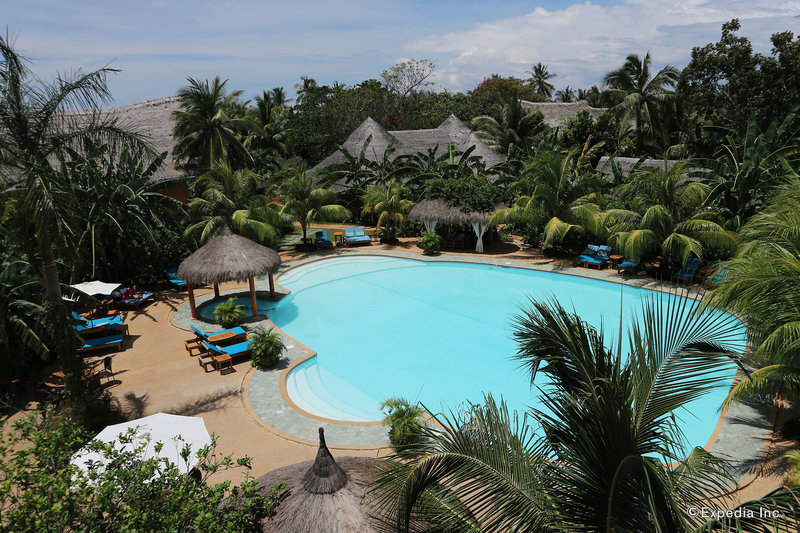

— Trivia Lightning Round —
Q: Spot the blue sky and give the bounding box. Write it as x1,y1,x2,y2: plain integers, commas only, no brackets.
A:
6,0,800,105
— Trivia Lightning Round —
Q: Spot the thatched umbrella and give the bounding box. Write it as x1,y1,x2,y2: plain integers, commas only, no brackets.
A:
177,227,281,319
259,428,382,533
409,199,498,253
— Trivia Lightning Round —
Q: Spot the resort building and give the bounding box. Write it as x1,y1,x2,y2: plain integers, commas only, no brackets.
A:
310,115,507,179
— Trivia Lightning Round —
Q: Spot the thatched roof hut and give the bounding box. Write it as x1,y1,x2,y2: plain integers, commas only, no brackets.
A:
178,227,281,318
519,100,607,129
312,115,506,189
409,199,497,252
259,429,382,533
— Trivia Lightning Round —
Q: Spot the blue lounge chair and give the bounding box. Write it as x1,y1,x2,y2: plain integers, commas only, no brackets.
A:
673,257,702,284
164,267,187,289
704,267,728,288
71,311,123,331
344,226,371,246
203,339,253,358
574,245,608,269
616,254,643,274
113,291,155,310
78,333,125,354
314,230,333,248
190,325,246,342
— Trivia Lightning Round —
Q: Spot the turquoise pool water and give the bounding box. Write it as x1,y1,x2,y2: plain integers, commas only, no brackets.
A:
269,256,742,449
198,296,278,321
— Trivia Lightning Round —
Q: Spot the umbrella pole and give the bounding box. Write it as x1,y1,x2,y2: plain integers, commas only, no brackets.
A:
188,284,198,319
248,277,258,318
268,274,275,298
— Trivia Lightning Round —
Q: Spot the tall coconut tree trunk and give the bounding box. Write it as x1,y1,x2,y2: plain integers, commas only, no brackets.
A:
40,235,83,402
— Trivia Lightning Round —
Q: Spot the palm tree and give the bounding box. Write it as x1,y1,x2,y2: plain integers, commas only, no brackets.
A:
0,35,148,400
279,170,349,244
471,91,547,154
184,162,281,245
554,85,576,103
244,91,288,157
492,150,608,246
525,62,557,98
603,52,679,149
269,86,288,109
172,76,251,169
611,160,736,266
293,75,317,105
361,179,414,243
372,296,797,531
708,179,800,404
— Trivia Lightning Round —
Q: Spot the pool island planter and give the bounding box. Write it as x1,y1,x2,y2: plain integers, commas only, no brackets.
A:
178,227,281,319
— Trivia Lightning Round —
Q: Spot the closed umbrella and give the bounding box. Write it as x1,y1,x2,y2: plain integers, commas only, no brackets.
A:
69,281,122,298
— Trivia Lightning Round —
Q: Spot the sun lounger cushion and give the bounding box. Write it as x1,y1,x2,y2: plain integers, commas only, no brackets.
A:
315,231,333,247
114,291,155,307
203,339,253,357
164,267,187,288
78,333,125,351
191,326,246,341
72,312,124,331
344,227,371,244
673,258,702,279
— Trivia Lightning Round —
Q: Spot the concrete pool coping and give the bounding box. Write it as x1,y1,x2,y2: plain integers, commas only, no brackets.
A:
171,247,776,482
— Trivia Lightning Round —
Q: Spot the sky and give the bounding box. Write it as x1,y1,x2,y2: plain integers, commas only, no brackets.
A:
6,0,800,106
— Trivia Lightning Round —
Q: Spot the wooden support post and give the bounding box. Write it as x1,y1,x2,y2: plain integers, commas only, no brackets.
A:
268,273,275,298
213,283,220,298
188,284,197,319
248,277,258,318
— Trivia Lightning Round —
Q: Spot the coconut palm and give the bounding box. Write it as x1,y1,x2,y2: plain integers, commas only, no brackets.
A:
244,90,288,157
708,179,800,404
0,35,148,400
525,62,557,98
471,91,546,154
611,160,736,266
293,75,317,105
492,150,608,246
603,51,679,149
185,162,281,246
279,170,349,244
172,76,251,169
372,295,798,532
554,85,576,103
361,179,414,243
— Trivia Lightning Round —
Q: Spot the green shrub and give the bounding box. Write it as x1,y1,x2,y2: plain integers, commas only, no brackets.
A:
213,298,246,329
418,231,443,255
250,327,285,368
381,397,424,453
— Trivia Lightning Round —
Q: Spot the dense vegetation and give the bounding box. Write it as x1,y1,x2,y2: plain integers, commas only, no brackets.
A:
3,19,800,531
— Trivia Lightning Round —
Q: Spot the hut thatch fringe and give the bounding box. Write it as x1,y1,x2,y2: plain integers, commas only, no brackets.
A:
177,227,281,285
409,199,497,226
259,456,383,533
303,428,348,495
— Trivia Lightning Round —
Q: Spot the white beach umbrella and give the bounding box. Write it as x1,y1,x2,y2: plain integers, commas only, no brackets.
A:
69,280,122,297
71,413,212,478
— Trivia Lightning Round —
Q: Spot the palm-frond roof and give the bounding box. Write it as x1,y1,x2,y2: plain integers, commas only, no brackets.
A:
519,100,607,128
311,115,507,174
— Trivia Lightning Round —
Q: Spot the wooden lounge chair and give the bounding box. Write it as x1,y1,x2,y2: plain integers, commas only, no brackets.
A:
202,339,253,373
113,291,155,310
616,254,643,274
163,267,187,290
314,230,333,248
574,245,609,269
672,257,702,285
77,333,125,354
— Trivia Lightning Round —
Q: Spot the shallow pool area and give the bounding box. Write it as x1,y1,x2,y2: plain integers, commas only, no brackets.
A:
267,255,743,451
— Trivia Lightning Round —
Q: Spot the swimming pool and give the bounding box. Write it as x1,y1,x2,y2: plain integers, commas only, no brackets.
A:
269,255,742,449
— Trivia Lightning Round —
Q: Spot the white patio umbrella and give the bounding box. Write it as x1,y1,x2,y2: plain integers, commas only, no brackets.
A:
71,413,212,478
69,280,122,297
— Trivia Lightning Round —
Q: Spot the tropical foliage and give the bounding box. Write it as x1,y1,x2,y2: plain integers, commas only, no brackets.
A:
185,162,281,246
361,179,414,243
279,169,350,244
372,296,798,532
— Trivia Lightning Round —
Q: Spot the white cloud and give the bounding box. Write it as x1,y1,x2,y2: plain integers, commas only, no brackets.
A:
407,0,800,92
